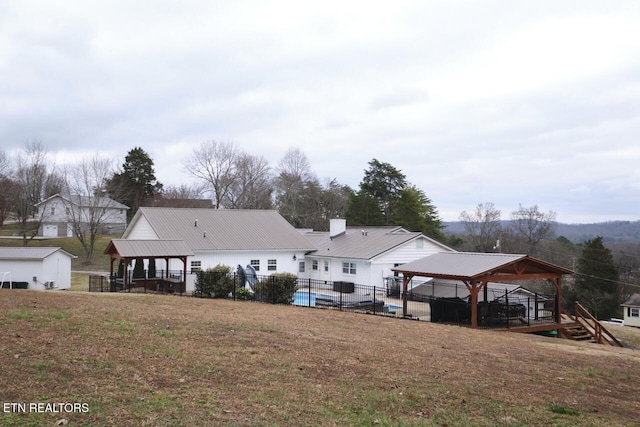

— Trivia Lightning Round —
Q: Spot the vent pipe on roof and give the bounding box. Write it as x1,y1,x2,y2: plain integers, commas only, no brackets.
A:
195,219,198,227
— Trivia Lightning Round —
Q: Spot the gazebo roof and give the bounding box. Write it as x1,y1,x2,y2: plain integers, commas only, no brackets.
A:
104,239,194,259
392,252,573,282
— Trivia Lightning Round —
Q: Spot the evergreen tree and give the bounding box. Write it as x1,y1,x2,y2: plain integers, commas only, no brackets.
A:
107,147,162,219
571,236,620,319
360,159,407,225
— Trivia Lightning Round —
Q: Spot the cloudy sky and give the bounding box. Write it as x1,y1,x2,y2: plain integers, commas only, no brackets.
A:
2,1,639,223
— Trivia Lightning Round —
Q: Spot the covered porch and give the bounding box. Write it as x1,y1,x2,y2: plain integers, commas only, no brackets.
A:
392,252,574,332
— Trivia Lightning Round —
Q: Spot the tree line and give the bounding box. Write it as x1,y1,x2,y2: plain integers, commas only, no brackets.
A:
1,140,638,319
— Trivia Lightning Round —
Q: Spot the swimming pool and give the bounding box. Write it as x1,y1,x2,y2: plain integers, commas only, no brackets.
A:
292,290,324,307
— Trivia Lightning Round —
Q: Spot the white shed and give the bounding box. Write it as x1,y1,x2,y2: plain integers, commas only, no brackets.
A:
0,247,77,290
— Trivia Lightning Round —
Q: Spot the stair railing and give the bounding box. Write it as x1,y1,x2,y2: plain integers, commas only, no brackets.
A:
573,302,623,347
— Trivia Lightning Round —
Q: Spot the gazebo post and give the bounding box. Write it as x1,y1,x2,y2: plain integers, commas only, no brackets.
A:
468,280,480,329
402,274,413,317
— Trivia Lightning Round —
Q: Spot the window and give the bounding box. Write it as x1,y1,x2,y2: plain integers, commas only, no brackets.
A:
191,261,202,272
324,261,329,272
250,259,260,272
267,259,277,271
66,207,71,215
630,307,640,318
298,261,305,273
50,207,55,215
342,261,356,275
312,260,318,271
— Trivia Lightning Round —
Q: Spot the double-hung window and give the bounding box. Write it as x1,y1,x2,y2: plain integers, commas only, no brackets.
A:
342,261,356,275
267,259,277,271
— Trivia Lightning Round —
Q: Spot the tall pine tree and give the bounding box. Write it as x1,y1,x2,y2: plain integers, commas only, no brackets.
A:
571,236,620,319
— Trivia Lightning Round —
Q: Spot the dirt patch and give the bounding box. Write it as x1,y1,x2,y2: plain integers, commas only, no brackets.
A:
1,290,639,426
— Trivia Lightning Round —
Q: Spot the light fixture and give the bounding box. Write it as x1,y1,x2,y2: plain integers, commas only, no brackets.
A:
293,255,297,261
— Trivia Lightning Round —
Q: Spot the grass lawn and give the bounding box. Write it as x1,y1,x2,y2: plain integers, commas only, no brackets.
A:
0,232,113,272
1,290,639,426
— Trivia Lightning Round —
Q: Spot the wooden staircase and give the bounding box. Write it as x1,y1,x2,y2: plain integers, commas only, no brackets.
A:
559,302,624,347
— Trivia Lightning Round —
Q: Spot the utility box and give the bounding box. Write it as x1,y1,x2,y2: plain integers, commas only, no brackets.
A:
333,281,354,293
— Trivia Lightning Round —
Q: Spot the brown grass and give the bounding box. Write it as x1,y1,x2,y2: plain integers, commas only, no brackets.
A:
1,290,639,426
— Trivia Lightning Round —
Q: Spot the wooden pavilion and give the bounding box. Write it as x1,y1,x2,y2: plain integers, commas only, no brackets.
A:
392,252,574,331
104,239,194,293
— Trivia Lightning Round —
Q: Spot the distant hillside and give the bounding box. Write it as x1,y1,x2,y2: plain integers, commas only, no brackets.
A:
443,220,640,243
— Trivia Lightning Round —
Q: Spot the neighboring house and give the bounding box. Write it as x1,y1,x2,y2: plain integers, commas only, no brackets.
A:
622,294,640,327
299,219,455,289
0,247,76,290
121,207,317,291
35,194,129,237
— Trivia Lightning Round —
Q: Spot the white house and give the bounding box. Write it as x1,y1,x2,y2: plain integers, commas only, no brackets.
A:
0,247,76,290
121,207,317,291
35,193,129,237
622,294,640,328
299,218,455,290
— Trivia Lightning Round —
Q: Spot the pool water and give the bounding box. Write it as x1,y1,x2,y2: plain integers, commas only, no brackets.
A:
292,291,317,307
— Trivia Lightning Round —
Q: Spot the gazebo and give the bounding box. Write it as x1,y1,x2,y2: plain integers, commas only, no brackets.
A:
392,252,574,330
104,239,194,293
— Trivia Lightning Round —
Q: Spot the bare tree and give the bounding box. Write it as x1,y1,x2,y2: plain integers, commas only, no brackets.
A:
13,141,57,245
62,154,120,263
273,148,318,227
152,183,212,208
224,152,273,209
459,202,503,252
510,204,557,256
183,140,238,209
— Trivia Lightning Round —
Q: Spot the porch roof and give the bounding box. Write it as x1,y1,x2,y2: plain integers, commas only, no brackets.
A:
104,239,194,259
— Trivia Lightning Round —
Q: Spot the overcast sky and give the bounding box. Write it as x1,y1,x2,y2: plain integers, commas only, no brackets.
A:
2,1,639,224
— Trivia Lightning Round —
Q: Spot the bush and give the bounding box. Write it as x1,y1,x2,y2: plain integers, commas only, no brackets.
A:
253,273,298,304
235,287,254,301
194,264,234,298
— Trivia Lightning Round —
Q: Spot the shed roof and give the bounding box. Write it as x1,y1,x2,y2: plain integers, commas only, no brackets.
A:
304,226,452,260
124,207,316,252
104,240,194,259
393,252,573,282
0,246,77,260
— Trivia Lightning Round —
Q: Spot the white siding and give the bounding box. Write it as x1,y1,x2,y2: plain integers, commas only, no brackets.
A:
0,252,72,290
126,217,159,239
624,307,640,327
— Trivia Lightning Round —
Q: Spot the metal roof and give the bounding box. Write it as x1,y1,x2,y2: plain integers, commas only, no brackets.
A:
105,239,194,258
0,246,77,260
124,208,317,252
305,226,451,260
393,252,573,281
36,193,129,210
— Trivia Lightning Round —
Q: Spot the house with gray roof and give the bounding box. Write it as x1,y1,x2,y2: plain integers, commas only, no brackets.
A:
121,207,317,291
35,193,129,237
0,247,76,290
299,219,454,289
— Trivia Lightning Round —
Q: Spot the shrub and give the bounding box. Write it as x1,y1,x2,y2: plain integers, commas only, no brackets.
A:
133,258,145,279
194,264,233,298
253,273,298,304
235,287,254,301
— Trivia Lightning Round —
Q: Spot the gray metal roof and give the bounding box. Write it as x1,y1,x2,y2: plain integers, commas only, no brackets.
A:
0,246,77,260
305,226,451,260
36,193,129,210
105,239,194,258
393,252,573,281
125,208,317,251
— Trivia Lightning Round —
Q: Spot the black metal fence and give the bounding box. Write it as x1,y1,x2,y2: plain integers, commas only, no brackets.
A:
88,271,558,328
